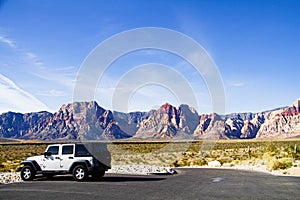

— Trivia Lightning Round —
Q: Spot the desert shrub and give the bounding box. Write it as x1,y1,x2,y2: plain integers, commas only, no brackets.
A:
262,152,274,160
217,156,233,165
170,155,207,167
0,144,46,172
1,140,300,171
170,159,188,167
268,157,293,170
266,142,279,154
192,158,207,166
170,160,181,167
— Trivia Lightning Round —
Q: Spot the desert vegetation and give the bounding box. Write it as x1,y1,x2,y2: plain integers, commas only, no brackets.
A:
0,144,47,172
0,139,299,172
109,140,300,171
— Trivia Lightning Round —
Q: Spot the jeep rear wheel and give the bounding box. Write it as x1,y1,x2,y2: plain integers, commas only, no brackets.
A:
73,165,88,181
92,170,105,180
21,166,35,181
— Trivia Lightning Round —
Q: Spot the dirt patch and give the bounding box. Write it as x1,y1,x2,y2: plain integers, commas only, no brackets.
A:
287,167,300,176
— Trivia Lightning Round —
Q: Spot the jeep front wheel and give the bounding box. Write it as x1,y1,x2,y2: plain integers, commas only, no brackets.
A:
73,165,88,181
21,166,35,181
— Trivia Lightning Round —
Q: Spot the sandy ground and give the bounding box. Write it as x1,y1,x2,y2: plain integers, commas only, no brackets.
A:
287,167,300,176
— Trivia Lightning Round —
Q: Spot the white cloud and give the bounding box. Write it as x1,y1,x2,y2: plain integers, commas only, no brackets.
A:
231,82,245,87
0,73,49,113
0,35,16,48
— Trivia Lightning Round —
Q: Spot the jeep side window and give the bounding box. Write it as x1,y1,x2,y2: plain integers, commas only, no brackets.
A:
75,145,91,157
62,145,74,155
47,146,59,155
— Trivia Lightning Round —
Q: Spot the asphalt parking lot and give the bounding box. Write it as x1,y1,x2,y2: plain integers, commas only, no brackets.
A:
1,168,299,200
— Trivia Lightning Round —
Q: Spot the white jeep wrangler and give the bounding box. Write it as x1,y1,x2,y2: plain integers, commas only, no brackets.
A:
20,143,111,181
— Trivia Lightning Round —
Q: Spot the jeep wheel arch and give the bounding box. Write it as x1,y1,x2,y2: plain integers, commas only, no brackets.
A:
69,161,89,174
21,160,42,172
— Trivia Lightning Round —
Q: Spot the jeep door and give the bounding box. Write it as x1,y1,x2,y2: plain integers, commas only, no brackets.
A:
60,144,75,170
43,145,61,171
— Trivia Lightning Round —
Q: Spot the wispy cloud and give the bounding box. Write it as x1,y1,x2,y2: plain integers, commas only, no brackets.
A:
230,82,245,87
94,64,201,112
0,73,49,113
0,33,44,67
0,33,77,109
31,66,76,89
25,52,44,66
37,89,68,97
0,35,16,48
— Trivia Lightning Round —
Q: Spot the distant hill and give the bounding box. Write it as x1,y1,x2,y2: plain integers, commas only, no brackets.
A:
0,98,299,140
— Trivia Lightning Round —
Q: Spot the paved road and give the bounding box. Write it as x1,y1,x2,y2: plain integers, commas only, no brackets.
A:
0,168,299,200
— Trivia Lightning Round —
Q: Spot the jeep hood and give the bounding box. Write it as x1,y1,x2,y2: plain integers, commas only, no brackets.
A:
24,155,44,161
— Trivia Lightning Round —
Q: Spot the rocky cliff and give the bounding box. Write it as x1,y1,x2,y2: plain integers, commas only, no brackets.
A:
0,111,52,138
192,101,298,139
0,99,299,140
135,103,199,139
113,111,151,137
0,101,130,140
194,113,226,139
256,99,300,138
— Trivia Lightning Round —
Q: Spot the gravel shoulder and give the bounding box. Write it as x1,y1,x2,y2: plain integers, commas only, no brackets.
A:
1,164,299,185
0,165,175,184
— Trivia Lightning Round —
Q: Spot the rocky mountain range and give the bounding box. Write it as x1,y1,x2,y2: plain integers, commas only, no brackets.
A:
0,99,299,141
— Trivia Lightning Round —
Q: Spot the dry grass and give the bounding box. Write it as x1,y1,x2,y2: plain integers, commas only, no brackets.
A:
0,144,46,172
1,139,300,172
108,139,300,170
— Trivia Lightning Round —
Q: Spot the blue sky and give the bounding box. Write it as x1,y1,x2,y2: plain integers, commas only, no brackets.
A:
0,0,299,114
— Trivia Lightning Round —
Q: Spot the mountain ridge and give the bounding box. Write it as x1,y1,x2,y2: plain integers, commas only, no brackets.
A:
0,99,299,140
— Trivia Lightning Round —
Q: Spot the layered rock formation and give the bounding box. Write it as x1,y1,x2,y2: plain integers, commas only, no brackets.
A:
256,99,300,138
0,101,130,140
0,99,299,140
135,103,199,139
113,111,151,137
194,113,226,139
0,111,52,138
193,100,299,139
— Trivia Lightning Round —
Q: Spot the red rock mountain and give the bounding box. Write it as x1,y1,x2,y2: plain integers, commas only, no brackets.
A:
193,99,299,139
2,101,130,140
256,99,300,138
0,99,299,140
135,103,199,139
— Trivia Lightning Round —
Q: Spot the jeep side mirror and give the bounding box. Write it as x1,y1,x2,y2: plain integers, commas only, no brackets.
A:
44,152,52,157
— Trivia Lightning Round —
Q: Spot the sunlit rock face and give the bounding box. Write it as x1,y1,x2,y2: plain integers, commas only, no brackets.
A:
0,98,299,140
135,103,199,139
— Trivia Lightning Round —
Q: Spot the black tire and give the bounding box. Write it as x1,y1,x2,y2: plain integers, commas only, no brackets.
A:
20,165,35,181
98,170,105,178
72,165,88,181
92,170,105,180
